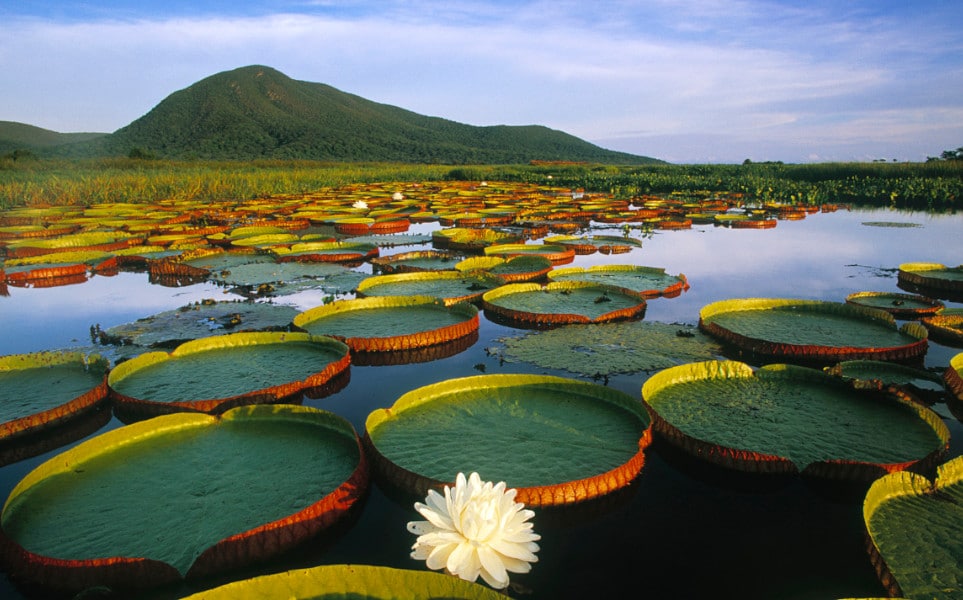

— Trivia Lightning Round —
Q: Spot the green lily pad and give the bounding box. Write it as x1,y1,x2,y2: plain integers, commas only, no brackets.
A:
0,404,368,591
181,564,511,599
209,261,360,289
482,282,647,328
99,301,300,347
498,321,722,376
699,298,928,364
370,250,463,273
293,295,479,353
356,271,500,305
825,360,947,399
898,262,963,294
364,374,652,506
845,291,943,318
108,332,350,417
0,351,110,440
923,313,963,346
641,360,949,479
344,233,433,247
548,265,689,298
863,456,963,599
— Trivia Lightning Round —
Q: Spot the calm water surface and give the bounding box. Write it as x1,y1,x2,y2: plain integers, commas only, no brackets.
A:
1,207,962,599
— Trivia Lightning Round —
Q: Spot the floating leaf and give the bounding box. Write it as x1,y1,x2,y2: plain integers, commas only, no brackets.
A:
699,298,928,365
482,282,647,328
99,301,300,347
863,456,963,599
548,265,689,298
364,374,652,506
641,360,948,479
0,405,368,592
498,321,722,376
181,564,510,599
108,332,350,418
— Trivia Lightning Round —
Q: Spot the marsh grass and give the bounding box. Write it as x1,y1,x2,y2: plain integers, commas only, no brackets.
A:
1,158,960,211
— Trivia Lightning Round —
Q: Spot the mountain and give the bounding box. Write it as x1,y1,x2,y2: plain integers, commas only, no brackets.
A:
4,65,661,164
0,121,107,155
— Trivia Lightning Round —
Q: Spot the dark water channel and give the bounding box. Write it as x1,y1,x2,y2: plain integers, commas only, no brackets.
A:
1,207,962,599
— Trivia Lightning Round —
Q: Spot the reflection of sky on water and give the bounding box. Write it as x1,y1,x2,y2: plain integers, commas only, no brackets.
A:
1,208,961,359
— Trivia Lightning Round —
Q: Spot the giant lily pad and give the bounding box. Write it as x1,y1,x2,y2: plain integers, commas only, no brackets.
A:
272,241,379,263
482,282,647,328
923,311,963,346
483,243,576,265
0,351,109,440
108,332,350,419
845,291,943,318
548,265,689,298
99,301,300,348
182,564,510,599
898,262,963,294
370,250,463,274
863,456,963,599
457,254,553,283
825,359,947,402
641,360,948,480
364,374,652,506
293,295,479,353
356,270,500,306
498,321,722,376
698,298,928,365
0,404,368,593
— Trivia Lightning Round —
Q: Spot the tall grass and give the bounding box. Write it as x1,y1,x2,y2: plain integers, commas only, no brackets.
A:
1,158,960,211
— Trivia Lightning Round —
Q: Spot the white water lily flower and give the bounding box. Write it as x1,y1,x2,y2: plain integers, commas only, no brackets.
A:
407,472,540,589
351,200,368,209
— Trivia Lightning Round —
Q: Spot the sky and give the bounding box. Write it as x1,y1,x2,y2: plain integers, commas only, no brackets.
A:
2,0,962,164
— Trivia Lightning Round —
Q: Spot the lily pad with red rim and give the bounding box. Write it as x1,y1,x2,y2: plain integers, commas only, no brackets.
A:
293,295,479,353
356,270,501,305
482,281,647,329
107,332,350,419
0,351,110,441
364,374,653,507
698,298,928,365
0,404,368,594
548,265,689,298
845,291,943,318
863,456,963,599
641,360,949,481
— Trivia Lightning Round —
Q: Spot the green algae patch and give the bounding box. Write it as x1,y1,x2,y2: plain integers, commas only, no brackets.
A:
482,282,647,328
293,295,479,353
100,301,300,348
641,360,948,479
699,298,928,364
548,265,689,298
107,332,350,417
364,374,652,507
499,321,722,376
0,352,109,440
863,456,963,599
182,564,511,599
0,405,368,592
356,270,500,305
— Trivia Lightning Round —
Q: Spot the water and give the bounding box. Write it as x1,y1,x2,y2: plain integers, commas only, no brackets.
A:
1,207,962,599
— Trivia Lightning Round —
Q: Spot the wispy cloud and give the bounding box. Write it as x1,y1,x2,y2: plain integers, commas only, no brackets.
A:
1,0,961,162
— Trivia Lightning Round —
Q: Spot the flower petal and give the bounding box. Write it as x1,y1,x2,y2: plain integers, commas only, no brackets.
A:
477,543,509,589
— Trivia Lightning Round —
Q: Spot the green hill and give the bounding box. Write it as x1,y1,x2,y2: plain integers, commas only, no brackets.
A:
0,121,107,155
4,65,661,164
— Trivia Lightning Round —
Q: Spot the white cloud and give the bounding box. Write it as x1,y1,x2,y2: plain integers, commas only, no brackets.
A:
1,0,961,162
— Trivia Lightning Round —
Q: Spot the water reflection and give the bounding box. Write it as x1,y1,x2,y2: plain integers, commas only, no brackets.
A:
0,208,962,599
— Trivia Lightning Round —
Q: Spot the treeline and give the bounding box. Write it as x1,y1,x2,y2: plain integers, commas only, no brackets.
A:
1,158,960,211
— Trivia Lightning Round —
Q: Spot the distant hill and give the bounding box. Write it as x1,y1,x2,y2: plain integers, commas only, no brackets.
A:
3,65,661,164
0,121,107,155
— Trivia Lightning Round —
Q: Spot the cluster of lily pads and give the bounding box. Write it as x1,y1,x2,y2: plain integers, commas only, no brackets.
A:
1,181,963,598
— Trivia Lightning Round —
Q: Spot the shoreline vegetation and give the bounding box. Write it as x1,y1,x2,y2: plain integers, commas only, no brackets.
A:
1,157,961,211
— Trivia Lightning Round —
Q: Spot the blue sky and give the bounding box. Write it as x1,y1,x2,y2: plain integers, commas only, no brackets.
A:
2,0,961,163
